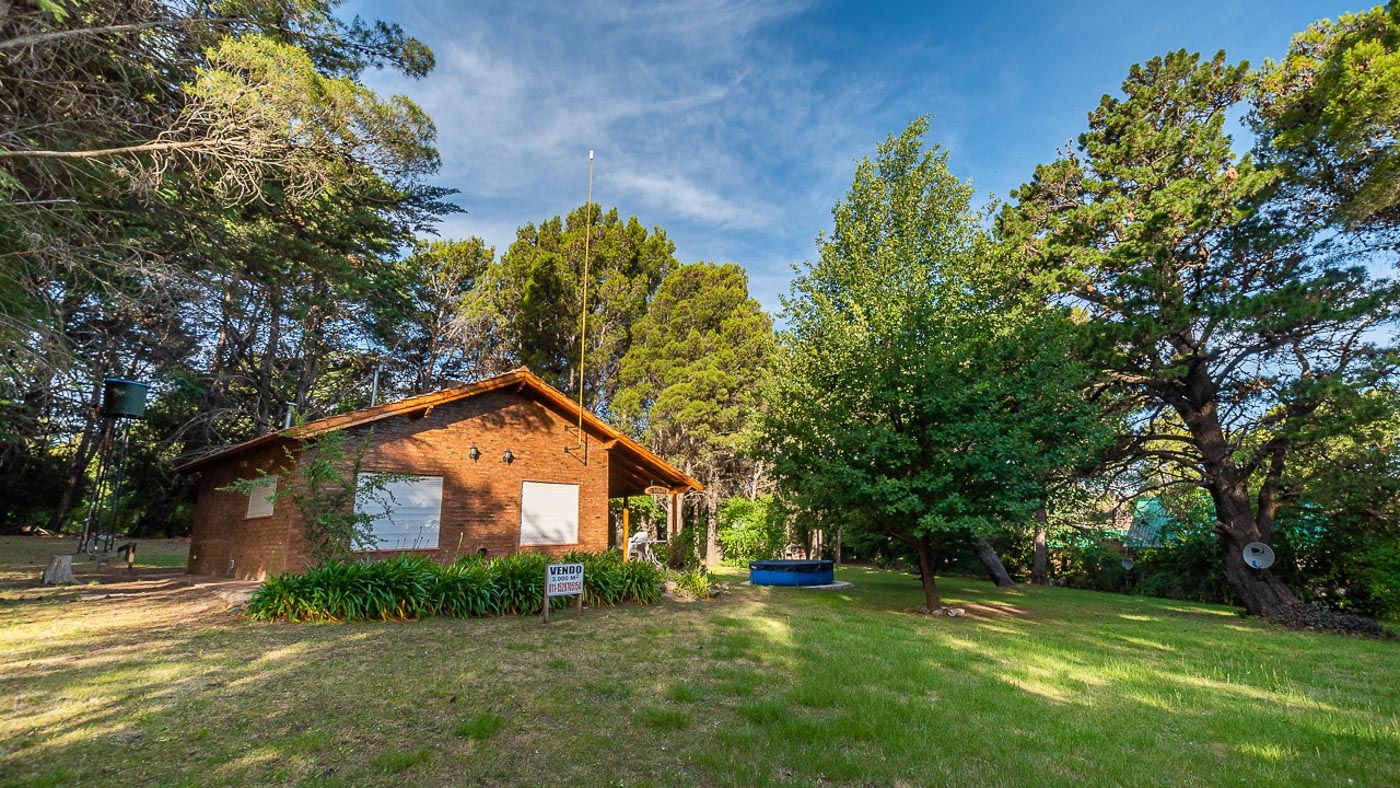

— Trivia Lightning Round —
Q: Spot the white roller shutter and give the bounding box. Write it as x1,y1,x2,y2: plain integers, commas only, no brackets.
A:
520,481,579,546
356,474,443,550
245,476,277,519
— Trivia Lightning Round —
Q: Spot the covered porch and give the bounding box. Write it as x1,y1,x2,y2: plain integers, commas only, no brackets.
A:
605,439,702,558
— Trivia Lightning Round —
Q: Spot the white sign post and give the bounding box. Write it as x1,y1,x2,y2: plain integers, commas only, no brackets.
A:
543,562,584,623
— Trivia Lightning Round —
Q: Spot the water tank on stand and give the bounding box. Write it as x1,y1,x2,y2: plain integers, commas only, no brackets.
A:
101,378,150,419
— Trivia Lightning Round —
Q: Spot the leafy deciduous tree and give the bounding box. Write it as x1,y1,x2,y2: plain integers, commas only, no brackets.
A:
767,119,1107,610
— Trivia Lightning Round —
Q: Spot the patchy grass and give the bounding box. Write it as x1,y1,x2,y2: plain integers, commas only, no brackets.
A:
452,712,503,741
370,746,433,774
0,563,1396,786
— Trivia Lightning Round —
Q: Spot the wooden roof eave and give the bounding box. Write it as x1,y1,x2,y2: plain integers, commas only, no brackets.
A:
604,440,702,494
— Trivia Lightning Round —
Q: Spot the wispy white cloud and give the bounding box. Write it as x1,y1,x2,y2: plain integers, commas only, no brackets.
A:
350,0,960,304
350,0,1335,312
610,170,773,229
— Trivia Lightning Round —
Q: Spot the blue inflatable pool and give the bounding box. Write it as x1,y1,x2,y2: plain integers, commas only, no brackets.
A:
749,559,835,586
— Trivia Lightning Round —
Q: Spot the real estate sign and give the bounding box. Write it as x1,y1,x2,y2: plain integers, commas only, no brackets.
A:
543,562,584,623
546,562,584,597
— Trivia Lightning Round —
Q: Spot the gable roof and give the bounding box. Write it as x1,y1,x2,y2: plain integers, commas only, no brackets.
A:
174,367,702,493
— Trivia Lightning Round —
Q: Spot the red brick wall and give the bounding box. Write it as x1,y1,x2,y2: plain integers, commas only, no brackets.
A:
354,389,612,563
188,389,613,579
187,442,299,579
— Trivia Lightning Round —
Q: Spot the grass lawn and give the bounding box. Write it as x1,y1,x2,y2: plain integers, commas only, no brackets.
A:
0,541,1396,786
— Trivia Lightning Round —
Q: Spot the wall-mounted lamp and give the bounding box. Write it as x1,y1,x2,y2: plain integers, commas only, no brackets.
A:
502,448,515,464
468,444,480,462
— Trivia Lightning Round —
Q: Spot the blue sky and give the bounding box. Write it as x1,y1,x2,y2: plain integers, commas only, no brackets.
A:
348,0,1362,316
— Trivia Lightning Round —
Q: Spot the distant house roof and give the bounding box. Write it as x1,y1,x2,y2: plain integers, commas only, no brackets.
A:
1124,497,1170,548
174,367,702,495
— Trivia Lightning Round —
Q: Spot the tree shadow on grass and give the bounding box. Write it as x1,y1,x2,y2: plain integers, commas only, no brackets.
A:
690,567,1400,785
3,566,1396,786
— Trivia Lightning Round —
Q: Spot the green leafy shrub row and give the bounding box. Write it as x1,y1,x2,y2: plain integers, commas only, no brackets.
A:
246,550,665,623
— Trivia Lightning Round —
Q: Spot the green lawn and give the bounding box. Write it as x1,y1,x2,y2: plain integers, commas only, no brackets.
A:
0,547,1396,786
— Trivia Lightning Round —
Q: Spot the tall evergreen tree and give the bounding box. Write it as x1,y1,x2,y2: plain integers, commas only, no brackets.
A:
614,261,775,502
1002,50,1400,617
1255,2,1400,237
0,0,452,532
465,204,676,413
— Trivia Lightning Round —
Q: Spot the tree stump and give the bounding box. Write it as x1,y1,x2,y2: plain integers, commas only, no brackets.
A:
42,555,75,585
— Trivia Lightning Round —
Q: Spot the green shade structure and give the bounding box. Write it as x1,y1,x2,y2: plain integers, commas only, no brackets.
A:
101,378,149,419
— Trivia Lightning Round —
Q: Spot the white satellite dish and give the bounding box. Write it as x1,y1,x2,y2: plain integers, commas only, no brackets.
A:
1243,542,1276,570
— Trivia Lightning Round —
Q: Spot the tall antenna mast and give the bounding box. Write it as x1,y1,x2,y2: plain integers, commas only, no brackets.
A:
577,150,593,440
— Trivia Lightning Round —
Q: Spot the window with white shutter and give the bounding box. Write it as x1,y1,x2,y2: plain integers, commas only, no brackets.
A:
245,476,277,519
355,474,443,550
519,481,579,546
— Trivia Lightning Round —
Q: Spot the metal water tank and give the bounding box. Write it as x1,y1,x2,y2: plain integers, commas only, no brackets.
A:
101,378,150,419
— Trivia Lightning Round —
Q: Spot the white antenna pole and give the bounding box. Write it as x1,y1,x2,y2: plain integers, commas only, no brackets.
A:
577,150,593,438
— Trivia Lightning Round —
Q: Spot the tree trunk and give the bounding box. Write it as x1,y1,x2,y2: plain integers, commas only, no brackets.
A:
667,493,686,569
42,555,75,585
46,390,103,533
1174,360,1303,617
1219,525,1299,615
973,536,1016,588
704,487,720,569
1031,505,1049,585
914,535,942,612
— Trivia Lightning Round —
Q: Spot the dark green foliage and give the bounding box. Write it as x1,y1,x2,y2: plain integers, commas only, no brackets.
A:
1057,509,1400,619
1267,509,1400,619
1,0,456,538
466,204,677,412
618,558,666,605
1003,45,1400,616
766,118,1112,609
1255,3,1400,233
487,551,551,615
245,551,665,622
613,262,774,495
1054,542,1129,594
428,556,497,618
1131,525,1234,603
564,549,666,607
665,520,706,571
566,550,624,607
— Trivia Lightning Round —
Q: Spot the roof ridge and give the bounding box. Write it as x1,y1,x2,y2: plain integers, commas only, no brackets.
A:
172,367,701,491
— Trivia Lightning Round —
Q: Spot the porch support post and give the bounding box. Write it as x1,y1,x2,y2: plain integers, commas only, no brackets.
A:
670,492,680,540
622,499,631,563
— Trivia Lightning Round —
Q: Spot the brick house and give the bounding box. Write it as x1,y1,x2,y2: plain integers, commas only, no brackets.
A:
175,368,701,580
